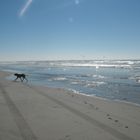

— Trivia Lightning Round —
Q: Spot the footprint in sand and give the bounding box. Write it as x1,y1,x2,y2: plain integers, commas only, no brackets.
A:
87,103,99,110
65,135,71,140
107,114,112,119
108,117,112,120
125,126,128,128
84,101,87,104
114,120,119,123
106,114,129,128
107,114,110,117
95,107,99,110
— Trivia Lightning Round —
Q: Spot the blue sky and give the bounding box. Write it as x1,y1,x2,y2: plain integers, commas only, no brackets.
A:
0,0,140,61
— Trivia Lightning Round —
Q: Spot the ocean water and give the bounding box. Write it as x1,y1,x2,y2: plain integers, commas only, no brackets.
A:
0,60,140,105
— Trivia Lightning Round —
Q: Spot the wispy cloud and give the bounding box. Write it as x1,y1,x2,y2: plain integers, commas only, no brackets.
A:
19,0,33,17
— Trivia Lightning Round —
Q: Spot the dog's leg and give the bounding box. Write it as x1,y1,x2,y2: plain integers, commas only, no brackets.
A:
14,77,18,81
20,77,23,82
24,77,28,82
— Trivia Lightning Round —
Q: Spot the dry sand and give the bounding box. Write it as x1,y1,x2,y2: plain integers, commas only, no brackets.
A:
0,70,140,140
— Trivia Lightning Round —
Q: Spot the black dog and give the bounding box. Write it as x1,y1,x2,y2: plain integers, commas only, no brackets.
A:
14,73,28,82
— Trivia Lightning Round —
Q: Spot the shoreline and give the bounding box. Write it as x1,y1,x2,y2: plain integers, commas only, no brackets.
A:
4,69,140,107
1,59,140,106
0,70,140,140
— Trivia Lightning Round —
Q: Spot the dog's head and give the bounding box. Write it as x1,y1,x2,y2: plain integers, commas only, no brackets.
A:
14,73,18,76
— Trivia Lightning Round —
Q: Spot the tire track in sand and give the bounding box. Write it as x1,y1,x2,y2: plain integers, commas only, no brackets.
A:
27,84,135,140
0,83,37,140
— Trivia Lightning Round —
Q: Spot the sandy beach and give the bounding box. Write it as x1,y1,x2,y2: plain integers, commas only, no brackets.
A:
0,71,140,140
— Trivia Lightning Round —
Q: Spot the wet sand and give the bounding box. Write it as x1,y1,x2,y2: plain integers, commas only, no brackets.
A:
0,71,140,140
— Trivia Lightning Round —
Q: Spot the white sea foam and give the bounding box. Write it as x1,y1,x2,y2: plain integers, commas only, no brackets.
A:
92,75,105,79
85,81,106,88
71,81,79,85
1,60,139,69
129,76,140,83
67,88,140,106
68,88,80,94
59,62,131,69
53,77,67,81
